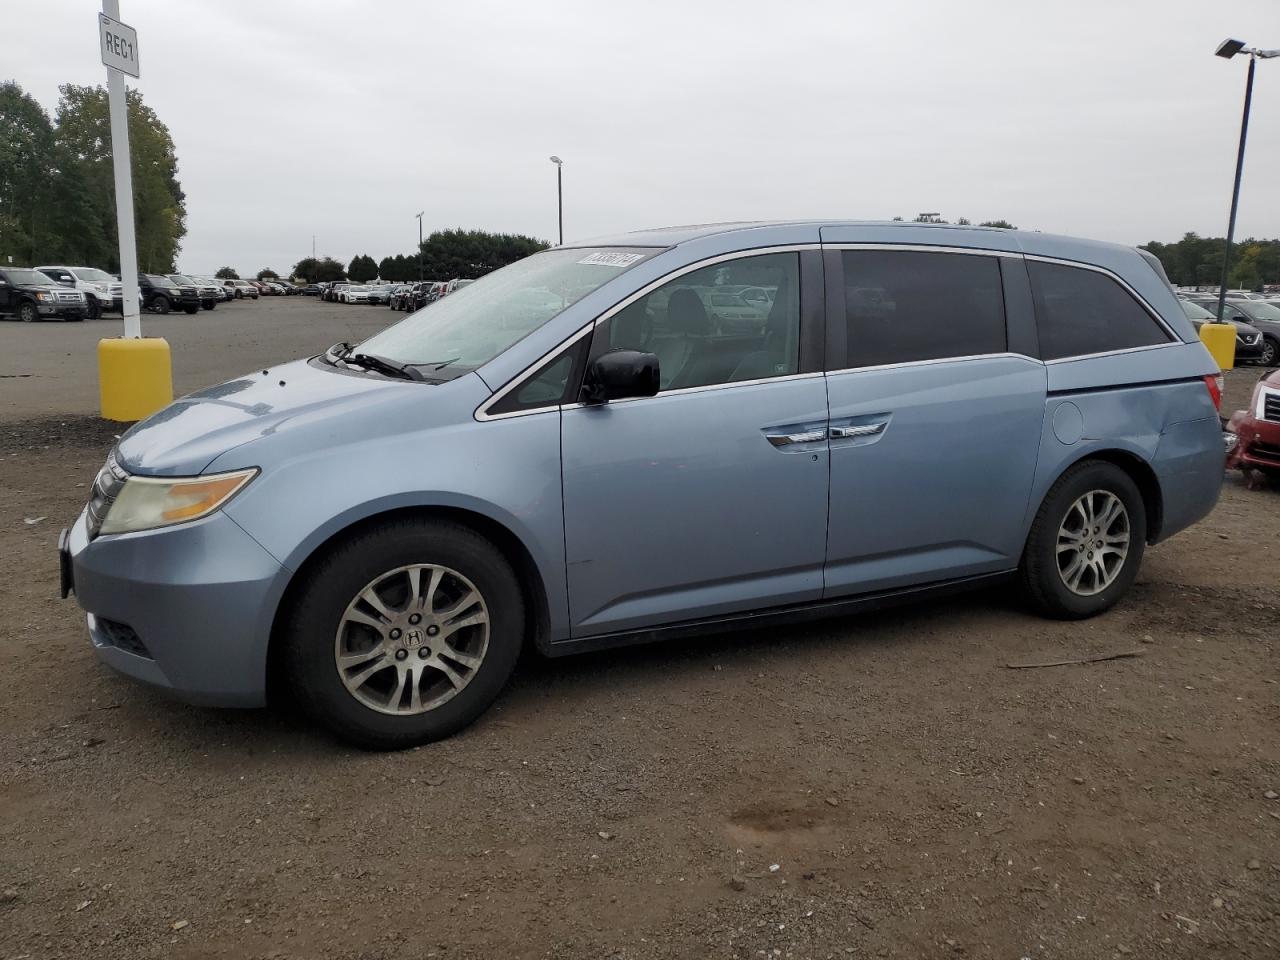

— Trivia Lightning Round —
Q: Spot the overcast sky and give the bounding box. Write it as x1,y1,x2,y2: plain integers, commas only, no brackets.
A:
13,0,1280,275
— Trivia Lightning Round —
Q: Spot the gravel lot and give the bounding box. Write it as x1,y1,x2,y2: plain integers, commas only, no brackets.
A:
1,297,1277,960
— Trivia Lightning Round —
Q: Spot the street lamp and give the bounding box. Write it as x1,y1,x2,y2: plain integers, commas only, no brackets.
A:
415,211,424,283
549,156,563,245
1212,38,1277,319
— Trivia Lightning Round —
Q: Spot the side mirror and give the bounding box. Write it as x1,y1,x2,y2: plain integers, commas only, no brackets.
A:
581,349,660,405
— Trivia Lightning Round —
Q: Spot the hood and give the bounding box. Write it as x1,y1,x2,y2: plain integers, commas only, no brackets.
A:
115,358,413,476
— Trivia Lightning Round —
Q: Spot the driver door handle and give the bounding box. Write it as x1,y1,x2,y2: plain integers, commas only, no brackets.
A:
765,428,827,447
829,422,886,439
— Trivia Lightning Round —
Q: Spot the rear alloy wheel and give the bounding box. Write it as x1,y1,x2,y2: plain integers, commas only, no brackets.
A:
151,295,171,315
1020,460,1146,619
285,519,524,749
1260,336,1279,367
18,301,38,323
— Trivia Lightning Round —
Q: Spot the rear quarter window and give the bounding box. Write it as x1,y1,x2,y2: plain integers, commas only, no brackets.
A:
1028,260,1173,361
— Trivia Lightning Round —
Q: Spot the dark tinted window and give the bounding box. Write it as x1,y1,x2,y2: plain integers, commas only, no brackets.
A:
1028,261,1172,361
487,337,590,416
840,251,1006,368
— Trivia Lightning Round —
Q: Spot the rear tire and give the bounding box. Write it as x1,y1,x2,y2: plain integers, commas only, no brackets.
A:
284,519,525,750
1019,460,1146,619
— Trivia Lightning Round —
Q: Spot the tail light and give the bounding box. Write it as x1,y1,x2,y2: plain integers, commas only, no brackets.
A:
1203,373,1223,411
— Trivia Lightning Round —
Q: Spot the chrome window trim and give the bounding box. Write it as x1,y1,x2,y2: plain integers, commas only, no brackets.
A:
1041,341,1183,365
474,244,820,422
1022,253,1181,343
827,242,1022,259
825,352,1040,378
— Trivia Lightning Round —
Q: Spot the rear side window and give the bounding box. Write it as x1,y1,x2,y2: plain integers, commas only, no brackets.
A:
839,250,1006,368
1028,261,1172,361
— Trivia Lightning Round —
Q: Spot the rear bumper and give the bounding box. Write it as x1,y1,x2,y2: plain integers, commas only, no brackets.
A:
1152,416,1225,541
64,507,285,707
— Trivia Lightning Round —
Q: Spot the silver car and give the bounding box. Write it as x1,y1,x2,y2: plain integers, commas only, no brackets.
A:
62,221,1224,748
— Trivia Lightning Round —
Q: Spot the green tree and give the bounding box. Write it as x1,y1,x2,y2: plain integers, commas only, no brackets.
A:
415,229,550,280
0,81,55,264
347,253,377,282
54,84,186,273
256,267,278,280
978,219,1016,229
215,266,239,279
292,255,345,282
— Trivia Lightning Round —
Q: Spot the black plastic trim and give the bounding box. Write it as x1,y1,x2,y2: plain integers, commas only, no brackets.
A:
547,570,1015,657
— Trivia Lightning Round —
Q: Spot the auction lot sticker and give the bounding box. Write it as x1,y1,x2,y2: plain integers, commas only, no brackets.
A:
578,252,645,267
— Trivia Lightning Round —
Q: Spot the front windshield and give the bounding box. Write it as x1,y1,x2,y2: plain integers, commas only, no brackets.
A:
1180,299,1215,320
1237,300,1280,322
6,269,55,286
355,247,654,376
170,275,194,284
150,275,177,288
74,267,114,282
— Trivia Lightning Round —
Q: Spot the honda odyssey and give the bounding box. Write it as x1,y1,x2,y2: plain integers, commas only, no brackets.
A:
61,222,1225,748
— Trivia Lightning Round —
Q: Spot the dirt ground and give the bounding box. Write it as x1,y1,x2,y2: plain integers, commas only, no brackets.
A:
1,297,1277,960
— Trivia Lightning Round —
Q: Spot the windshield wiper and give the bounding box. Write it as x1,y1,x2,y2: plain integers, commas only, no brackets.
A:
343,351,426,382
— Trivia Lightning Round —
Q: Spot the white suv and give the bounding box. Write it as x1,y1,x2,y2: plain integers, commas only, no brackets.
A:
36,265,123,319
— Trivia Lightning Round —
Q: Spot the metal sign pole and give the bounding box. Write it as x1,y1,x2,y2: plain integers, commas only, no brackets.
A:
102,0,141,338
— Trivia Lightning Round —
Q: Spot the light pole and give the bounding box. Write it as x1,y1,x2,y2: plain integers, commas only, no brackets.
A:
1213,38,1277,318
549,156,563,245
415,211,424,283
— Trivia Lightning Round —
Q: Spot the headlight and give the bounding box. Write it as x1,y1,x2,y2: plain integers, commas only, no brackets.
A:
36,291,52,301
98,468,258,535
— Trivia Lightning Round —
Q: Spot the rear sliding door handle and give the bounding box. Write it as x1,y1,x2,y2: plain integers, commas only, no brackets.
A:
829,422,886,439
765,428,827,447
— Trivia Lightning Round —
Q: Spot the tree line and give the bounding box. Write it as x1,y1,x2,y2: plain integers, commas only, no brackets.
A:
0,80,186,273
263,229,550,284
1139,233,1279,290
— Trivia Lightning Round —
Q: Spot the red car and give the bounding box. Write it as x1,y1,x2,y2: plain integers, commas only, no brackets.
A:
1226,368,1280,478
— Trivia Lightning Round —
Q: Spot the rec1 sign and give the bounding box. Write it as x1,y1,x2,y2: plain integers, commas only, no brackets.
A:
98,12,139,79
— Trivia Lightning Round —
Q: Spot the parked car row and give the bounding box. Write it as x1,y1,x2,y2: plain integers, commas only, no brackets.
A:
1178,296,1280,367
316,278,475,311
0,261,313,321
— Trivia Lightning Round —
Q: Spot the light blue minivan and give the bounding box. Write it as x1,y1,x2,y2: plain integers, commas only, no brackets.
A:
61,222,1225,748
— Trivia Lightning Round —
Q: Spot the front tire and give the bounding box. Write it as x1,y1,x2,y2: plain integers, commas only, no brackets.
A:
184,305,198,315
87,297,102,320
18,301,38,323
1260,336,1279,367
284,519,525,749
1019,460,1146,619
151,295,171,315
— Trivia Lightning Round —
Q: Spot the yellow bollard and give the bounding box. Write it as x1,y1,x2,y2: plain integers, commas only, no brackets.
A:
1199,322,1235,371
98,337,173,422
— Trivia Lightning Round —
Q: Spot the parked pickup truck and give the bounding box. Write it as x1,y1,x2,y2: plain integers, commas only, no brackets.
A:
36,265,123,318
0,267,88,322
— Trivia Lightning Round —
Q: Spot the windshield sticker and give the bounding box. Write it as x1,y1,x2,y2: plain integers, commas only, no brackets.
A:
577,252,645,267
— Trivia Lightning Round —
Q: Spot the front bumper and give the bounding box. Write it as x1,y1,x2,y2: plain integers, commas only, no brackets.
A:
1237,339,1265,361
63,507,286,707
1226,410,1280,472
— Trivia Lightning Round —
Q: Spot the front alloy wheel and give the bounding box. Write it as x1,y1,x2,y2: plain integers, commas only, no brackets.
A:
285,518,524,749
335,564,489,715
1260,337,1279,367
